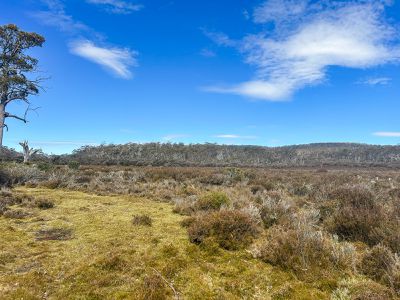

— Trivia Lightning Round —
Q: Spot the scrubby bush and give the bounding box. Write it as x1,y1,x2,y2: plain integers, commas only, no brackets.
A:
0,169,11,187
260,197,293,228
195,191,230,211
68,161,80,170
254,208,356,279
325,185,384,246
350,280,393,300
35,228,74,241
188,210,260,250
255,226,356,278
0,191,34,215
172,196,197,216
35,198,55,209
361,244,400,293
37,162,53,172
3,209,30,219
132,214,152,226
138,273,168,300
40,179,62,189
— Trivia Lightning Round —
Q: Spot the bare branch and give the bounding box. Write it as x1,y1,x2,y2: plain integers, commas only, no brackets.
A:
5,112,27,123
151,268,180,300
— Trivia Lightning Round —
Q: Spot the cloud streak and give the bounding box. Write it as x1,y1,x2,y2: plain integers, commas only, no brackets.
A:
162,134,189,141
359,77,392,86
33,0,139,79
30,141,99,146
214,134,257,139
86,0,143,14
373,132,400,137
69,40,137,79
32,0,91,34
206,0,400,101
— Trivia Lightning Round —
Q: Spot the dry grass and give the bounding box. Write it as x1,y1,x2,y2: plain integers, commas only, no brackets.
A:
0,187,328,299
1,164,400,298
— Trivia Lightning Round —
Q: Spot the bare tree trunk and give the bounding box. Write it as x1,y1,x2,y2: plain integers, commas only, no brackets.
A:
0,104,4,147
19,141,38,163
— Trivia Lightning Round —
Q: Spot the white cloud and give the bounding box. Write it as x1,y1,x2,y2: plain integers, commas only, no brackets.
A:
33,0,140,79
359,77,392,85
162,134,189,141
373,132,400,137
214,134,257,139
254,0,308,24
86,0,143,14
206,1,400,100
69,40,138,79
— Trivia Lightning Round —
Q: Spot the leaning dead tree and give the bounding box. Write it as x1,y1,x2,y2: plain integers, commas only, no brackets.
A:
19,140,39,163
0,24,45,147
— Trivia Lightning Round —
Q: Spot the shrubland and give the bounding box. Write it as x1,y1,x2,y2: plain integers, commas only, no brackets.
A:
1,162,400,298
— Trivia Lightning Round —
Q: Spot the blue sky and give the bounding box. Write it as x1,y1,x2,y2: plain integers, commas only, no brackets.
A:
1,0,400,154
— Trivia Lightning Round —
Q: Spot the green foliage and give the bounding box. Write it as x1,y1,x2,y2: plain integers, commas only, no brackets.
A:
37,162,53,172
68,161,80,170
195,191,231,211
0,24,46,145
188,210,260,250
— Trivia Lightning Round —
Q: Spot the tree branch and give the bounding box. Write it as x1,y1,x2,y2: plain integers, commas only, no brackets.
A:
4,112,27,123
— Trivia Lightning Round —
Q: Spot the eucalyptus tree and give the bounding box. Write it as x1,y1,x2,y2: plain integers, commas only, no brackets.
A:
0,24,45,146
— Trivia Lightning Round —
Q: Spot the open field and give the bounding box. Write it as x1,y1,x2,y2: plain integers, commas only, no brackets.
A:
1,164,400,299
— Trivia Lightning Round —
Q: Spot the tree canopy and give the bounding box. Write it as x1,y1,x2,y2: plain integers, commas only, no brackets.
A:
0,24,45,146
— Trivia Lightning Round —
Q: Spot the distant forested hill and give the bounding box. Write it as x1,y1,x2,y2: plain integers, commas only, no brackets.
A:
51,143,400,167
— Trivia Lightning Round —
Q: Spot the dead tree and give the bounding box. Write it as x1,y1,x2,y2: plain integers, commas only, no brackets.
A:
0,24,45,146
19,140,39,163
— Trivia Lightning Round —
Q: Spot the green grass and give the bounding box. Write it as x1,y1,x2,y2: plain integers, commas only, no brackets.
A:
0,187,329,299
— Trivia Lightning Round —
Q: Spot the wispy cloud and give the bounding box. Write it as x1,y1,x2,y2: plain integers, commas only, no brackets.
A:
202,29,237,47
32,0,91,34
206,0,400,100
30,141,99,146
32,0,139,79
214,134,257,139
253,0,308,24
86,0,143,14
373,131,400,137
359,77,392,86
162,134,189,141
200,48,216,58
69,40,137,79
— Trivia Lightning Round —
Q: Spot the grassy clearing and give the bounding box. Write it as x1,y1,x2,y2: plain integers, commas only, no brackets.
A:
0,187,328,299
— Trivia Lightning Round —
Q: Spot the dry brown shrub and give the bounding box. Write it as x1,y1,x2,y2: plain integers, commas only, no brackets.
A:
137,273,168,300
350,280,393,300
325,185,384,246
361,244,400,293
35,228,74,241
40,179,62,189
188,209,260,250
132,214,152,226
255,210,356,279
34,198,55,209
3,209,30,219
